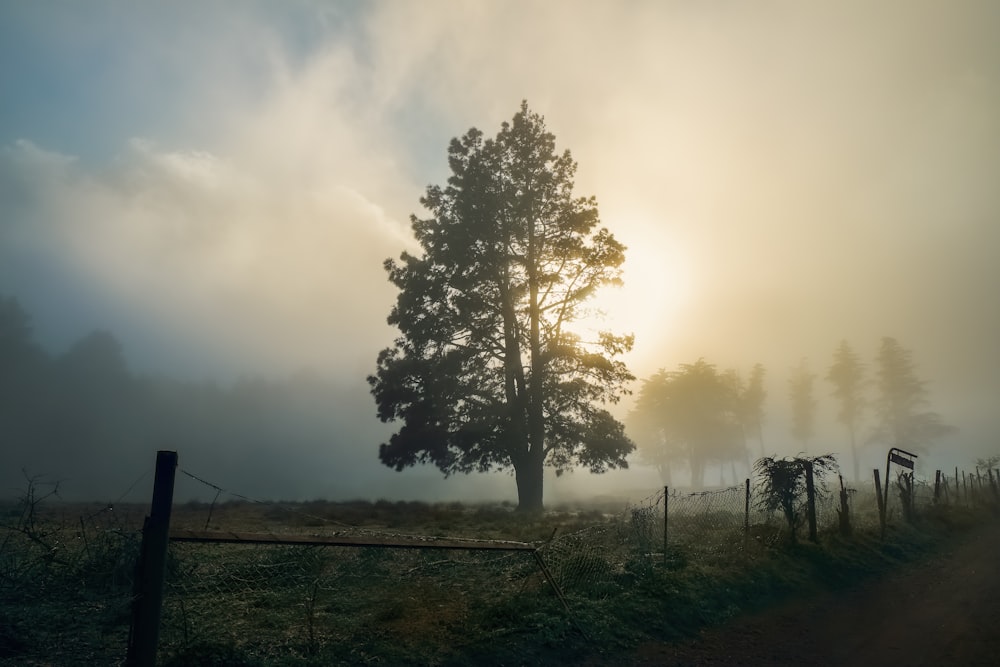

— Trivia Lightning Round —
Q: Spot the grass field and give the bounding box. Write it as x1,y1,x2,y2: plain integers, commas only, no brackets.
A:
1,480,994,666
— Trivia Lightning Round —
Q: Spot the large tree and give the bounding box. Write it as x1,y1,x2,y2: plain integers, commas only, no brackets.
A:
628,359,744,488
870,337,954,453
368,102,635,511
825,340,865,481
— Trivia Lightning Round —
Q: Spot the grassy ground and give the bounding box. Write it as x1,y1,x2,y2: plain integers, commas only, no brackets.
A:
0,491,994,666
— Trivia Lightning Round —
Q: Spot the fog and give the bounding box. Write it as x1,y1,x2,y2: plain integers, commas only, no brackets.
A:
1,1,998,503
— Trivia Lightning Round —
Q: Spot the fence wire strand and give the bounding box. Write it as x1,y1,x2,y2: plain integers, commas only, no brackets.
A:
3,464,999,665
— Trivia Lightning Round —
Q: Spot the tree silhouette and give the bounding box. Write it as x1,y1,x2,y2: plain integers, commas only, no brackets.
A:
825,340,865,481
628,368,681,485
0,295,50,459
628,359,744,488
788,358,817,453
870,337,954,453
368,102,634,510
754,453,837,544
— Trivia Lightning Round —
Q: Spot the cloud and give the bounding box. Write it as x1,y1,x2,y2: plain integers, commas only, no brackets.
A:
2,0,999,472
0,132,412,379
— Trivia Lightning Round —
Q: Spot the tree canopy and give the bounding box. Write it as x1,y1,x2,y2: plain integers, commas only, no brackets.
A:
368,102,635,510
826,339,865,481
870,337,954,453
628,359,748,488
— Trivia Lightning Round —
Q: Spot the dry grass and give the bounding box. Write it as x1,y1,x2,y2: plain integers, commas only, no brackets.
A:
2,483,995,666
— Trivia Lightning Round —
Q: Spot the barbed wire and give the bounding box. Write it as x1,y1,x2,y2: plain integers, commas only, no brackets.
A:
4,463,997,665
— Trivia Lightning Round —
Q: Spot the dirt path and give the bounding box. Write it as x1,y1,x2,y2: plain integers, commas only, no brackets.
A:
634,519,1000,666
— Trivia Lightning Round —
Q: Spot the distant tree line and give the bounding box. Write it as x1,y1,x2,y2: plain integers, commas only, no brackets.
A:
0,294,376,500
627,338,955,487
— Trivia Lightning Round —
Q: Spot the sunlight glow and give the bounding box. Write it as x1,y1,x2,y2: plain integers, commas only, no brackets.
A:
578,224,692,367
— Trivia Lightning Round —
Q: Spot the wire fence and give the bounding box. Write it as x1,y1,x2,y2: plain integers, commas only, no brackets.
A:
2,461,999,665
0,476,146,666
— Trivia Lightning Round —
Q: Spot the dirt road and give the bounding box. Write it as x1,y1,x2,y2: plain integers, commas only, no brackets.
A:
635,519,1000,666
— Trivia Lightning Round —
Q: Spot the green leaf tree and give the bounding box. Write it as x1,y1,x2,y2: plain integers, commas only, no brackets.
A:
368,102,635,511
870,337,955,453
825,340,866,481
754,453,837,544
628,368,681,486
788,358,817,453
628,359,744,488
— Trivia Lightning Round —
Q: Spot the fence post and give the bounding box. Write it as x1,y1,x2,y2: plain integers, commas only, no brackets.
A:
127,450,178,667
934,470,941,504
904,473,915,522
743,478,750,550
662,486,668,565
874,469,886,539
838,474,851,536
804,461,817,543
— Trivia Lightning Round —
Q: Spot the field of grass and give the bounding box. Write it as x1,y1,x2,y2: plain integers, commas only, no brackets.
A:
1,482,995,666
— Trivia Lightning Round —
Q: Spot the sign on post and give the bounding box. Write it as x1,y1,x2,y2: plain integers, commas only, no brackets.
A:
883,447,918,528
889,452,915,470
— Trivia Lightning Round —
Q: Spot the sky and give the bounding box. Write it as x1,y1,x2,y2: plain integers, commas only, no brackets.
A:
2,1,999,500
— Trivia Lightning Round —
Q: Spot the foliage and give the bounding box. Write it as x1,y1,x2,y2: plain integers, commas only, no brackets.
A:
368,101,634,510
826,340,866,481
754,454,838,543
976,455,1000,471
870,337,955,453
628,360,747,488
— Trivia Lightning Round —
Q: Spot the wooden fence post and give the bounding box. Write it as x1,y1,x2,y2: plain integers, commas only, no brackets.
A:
662,486,668,565
874,469,886,540
838,474,851,536
805,461,817,543
934,470,941,504
744,478,750,550
127,450,178,667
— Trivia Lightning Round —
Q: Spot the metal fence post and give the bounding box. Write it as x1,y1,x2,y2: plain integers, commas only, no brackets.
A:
743,478,750,550
874,469,886,539
804,461,817,542
662,486,668,565
127,450,178,667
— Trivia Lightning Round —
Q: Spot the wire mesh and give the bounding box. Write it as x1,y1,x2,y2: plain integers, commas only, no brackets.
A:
0,483,146,666
3,462,996,665
158,540,542,665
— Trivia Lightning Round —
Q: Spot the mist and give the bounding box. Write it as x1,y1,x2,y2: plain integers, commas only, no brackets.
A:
1,1,998,503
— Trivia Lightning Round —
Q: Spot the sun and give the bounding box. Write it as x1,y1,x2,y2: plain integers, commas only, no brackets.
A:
575,234,692,366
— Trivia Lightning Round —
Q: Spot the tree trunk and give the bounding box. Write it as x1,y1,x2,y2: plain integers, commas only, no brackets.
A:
657,461,673,487
514,456,544,512
692,458,706,490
